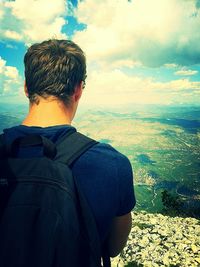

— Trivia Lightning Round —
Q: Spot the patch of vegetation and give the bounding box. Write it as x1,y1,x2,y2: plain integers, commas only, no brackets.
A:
132,222,152,230
161,190,183,216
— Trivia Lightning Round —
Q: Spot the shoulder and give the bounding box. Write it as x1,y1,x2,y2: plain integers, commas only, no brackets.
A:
74,141,132,174
82,140,130,162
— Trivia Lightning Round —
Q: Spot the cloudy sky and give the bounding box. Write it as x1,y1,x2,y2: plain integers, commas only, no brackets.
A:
0,0,200,107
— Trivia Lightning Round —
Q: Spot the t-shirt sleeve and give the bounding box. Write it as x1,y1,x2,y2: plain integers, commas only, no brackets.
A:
116,154,136,216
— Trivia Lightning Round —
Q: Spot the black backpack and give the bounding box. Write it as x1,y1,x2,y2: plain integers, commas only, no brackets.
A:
0,129,111,267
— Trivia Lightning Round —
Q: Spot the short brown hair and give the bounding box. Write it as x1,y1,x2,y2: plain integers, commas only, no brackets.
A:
24,39,86,104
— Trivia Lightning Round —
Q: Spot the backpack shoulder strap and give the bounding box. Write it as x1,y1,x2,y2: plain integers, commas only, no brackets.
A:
0,133,9,221
0,134,6,159
0,134,4,145
55,131,102,266
55,131,98,166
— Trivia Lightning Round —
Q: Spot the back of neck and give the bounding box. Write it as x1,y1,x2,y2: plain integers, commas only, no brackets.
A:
22,99,73,127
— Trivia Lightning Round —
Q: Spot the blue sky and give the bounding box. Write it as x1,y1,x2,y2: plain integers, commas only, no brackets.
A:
0,0,200,107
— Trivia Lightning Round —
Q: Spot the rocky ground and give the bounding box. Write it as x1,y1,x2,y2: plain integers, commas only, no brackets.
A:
111,211,200,267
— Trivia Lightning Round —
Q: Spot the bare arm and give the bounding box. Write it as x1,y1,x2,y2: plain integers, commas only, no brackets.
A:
107,212,132,257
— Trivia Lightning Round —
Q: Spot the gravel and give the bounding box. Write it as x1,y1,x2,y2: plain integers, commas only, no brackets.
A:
111,211,200,267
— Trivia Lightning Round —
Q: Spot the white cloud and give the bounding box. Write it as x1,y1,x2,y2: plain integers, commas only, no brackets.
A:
0,57,6,73
0,57,22,95
164,63,179,69
5,0,65,23
175,69,198,76
81,69,200,106
73,0,200,67
0,0,68,43
23,17,66,43
167,79,200,91
74,0,200,106
0,3,4,19
6,44,18,49
4,66,19,79
4,30,22,40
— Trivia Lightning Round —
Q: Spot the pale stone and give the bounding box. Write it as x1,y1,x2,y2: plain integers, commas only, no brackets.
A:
195,257,200,264
119,211,200,267
191,244,199,253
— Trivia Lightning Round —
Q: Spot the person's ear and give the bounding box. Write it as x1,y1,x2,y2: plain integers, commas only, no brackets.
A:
74,82,83,102
24,81,29,97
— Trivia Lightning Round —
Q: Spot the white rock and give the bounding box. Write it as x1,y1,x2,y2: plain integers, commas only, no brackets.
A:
119,211,200,267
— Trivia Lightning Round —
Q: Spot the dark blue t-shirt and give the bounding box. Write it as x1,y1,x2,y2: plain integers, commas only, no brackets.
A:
3,125,136,242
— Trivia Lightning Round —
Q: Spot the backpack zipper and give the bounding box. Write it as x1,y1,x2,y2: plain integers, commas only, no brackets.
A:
7,177,76,200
